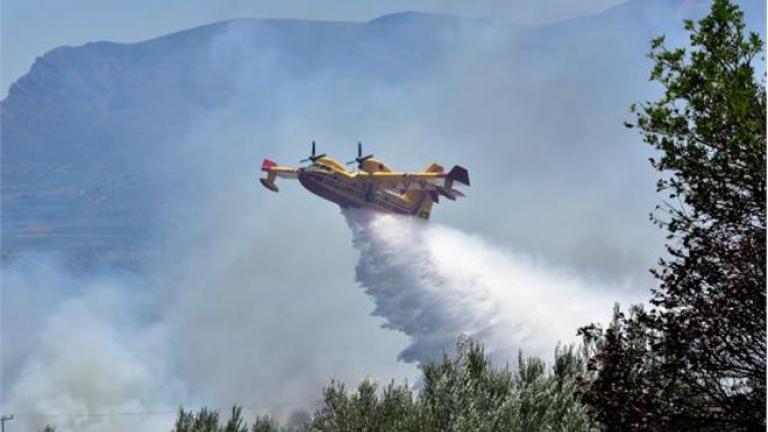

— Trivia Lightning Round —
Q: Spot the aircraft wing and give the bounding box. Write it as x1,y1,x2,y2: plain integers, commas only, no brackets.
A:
370,165,470,200
260,159,298,192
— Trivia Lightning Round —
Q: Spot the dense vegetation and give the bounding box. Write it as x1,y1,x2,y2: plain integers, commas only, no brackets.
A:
166,340,595,432
172,405,281,432
578,0,765,431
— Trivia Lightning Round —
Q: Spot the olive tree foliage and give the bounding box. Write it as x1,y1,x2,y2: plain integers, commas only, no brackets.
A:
307,338,596,432
174,339,596,432
579,1,766,431
172,405,281,432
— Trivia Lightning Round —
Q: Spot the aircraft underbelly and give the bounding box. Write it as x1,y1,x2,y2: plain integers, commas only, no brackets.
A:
299,172,416,215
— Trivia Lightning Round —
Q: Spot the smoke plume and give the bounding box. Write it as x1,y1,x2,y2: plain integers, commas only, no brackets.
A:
1,260,186,432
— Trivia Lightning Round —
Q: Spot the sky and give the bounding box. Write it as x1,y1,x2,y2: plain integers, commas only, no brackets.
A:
0,0,627,97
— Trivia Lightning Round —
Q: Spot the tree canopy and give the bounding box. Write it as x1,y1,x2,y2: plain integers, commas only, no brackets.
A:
579,1,766,430
170,339,596,432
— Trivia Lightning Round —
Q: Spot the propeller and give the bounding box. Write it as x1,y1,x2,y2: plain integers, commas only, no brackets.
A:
300,141,326,163
346,142,374,169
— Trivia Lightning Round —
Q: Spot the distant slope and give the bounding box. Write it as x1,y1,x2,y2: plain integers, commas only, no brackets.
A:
1,14,493,266
1,0,762,276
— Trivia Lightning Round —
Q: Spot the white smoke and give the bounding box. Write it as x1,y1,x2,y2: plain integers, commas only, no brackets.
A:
2,206,636,431
1,218,416,431
345,208,629,364
1,261,186,432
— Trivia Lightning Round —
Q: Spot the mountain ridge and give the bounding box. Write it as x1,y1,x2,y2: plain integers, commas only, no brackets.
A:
1,0,763,276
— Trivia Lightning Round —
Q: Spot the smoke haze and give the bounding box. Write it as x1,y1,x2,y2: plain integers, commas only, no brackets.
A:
2,260,185,431
3,206,636,431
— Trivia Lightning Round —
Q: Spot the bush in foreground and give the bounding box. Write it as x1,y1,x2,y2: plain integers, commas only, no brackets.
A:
172,339,596,432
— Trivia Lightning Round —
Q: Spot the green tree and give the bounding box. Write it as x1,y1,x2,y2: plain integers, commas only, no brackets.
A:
251,415,282,432
222,406,248,432
310,379,420,431
308,338,596,432
172,406,255,432
579,1,766,430
175,340,595,432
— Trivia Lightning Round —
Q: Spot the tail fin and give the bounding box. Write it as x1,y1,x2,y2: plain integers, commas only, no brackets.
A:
447,165,470,186
404,163,466,220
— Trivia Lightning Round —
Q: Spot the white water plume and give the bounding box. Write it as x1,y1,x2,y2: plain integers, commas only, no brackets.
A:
345,208,628,364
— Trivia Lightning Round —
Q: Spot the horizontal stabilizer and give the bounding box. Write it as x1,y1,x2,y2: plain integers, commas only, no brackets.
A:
436,187,465,201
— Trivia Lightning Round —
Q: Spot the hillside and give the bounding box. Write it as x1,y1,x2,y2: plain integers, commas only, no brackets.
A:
2,0,762,276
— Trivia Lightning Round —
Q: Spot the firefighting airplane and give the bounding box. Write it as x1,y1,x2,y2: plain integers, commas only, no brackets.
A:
260,142,469,220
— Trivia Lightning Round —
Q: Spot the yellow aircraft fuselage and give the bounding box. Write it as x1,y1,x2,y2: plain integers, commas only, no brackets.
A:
298,158,436,219
260,145,469,220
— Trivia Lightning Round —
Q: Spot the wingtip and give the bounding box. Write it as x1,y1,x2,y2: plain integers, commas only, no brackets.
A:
261,159,278,171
